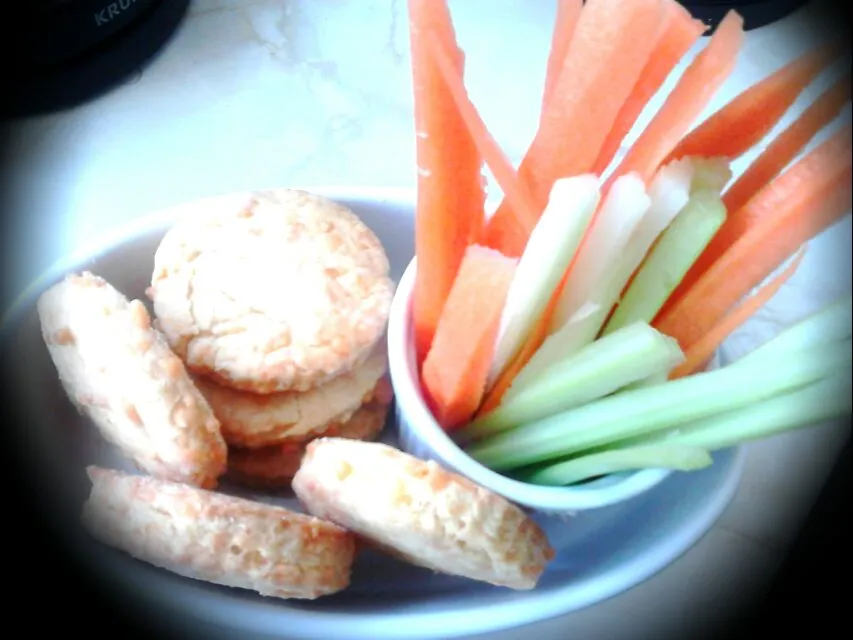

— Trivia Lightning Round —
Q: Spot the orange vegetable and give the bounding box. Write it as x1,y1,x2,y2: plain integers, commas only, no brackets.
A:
665,41,844,163
722,72,852,215
541,0,583,116
421,246,517,431
426,36,540,236
409,0,486,366
668,248,806,379
654,124,852,352
663,120,853,317
480,0,665,258
603,10,745,192
592,1,706,176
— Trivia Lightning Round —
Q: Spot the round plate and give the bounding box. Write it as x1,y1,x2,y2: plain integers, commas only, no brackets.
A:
2,187,745,639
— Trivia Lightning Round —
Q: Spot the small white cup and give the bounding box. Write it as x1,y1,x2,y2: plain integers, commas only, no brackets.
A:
386,258,700,515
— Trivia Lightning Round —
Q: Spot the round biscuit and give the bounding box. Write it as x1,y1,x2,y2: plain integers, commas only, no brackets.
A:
291,439,555,590
148,189,394,394
194,343,390,448
37,272,227,489
224,399,391,489
82,466,356,599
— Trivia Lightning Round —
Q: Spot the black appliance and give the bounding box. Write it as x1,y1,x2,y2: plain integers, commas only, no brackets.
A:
8,0,191,118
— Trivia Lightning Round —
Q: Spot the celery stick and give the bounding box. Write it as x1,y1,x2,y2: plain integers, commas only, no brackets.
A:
486,176,600,390
464,338,851,470
520,303,609,378
608,369,851,452
459,322,685,439
736,293,853,366
602,189,727,335
506,302,602,397
689,157,733,193
624,370,669,390
547,174,650,334
525,445,713,486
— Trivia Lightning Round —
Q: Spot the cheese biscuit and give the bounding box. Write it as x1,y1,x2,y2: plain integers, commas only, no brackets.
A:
38,272,227,488
148,189,394,394
195,345,390,449
225,398,390,489
292,439,555,590
82,466,356,599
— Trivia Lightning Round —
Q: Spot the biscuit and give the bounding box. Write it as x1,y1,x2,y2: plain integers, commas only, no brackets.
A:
82,466,356,599
37,272,227,488
148,189,394,394
225,398,391,489
195,344,391,449
291,440,555,590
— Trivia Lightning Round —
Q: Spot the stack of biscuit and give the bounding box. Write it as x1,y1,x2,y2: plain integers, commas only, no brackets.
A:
146,189,396,489
36,188,556,600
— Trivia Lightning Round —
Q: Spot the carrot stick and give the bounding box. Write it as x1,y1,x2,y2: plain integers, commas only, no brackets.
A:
480,0,665,258
421,246,517,431
591,2,706,176
662,120,853,318
603,10,745,192
668,248,806,379
723,72,852,215
426,36,540,236
665,41,845,163
541,0,583,116
654,125,852,352
409,0,485,366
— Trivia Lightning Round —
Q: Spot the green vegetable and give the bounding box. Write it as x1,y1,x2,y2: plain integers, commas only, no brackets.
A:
486,176,599,390
689,157,733,193
603,369,851,452
523,445,713,486
545,157,698,353
623,370,670,390
464,338,850,470
602,189,727,335
508,302,604,394
736,293,852,366
458,322,684,440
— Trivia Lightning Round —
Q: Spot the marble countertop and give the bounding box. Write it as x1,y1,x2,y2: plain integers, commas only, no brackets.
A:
4,1,851,638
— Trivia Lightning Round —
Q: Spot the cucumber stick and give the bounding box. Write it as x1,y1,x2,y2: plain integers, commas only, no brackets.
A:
547,174,650,333
486,176,600,390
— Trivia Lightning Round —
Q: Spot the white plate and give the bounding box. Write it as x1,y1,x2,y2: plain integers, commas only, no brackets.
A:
4,187,745,640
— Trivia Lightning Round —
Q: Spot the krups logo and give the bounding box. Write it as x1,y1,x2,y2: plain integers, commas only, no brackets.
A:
94,0,138,27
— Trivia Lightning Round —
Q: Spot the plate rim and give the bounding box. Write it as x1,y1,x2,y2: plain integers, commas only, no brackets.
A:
1,185,417,332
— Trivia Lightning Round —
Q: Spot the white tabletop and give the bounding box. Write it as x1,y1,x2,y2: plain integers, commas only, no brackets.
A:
5,1,851,637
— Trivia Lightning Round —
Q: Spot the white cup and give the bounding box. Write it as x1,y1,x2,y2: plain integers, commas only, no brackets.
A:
387,258,689,515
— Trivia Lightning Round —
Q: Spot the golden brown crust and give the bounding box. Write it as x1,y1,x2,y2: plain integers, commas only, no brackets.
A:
82,466,357,599
148,189,394,394
195,345,389,449
292,440,555,590
224,399,390,489
37,272,227,488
